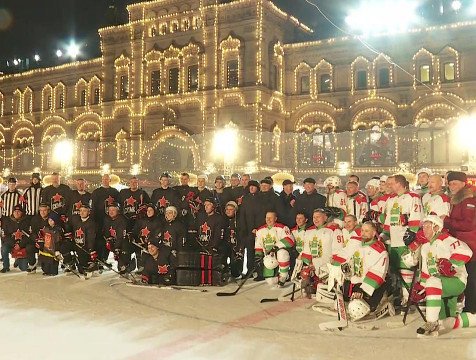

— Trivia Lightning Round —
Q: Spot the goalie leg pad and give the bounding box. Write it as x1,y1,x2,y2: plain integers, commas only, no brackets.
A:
315,283,336,304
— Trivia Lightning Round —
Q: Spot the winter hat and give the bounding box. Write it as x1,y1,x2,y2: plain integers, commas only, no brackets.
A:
226,201,238,210
48,212,60,224
248,180,260,188
447,171,467,183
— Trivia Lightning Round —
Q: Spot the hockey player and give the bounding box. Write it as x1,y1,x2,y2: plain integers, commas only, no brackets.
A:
291,212,308,256
402,216,473,337
329,221,390,322
26,203,51,273
194,175,213,215
366,178,384,223
38,212,64,276
91,174,119,263
22,173,42,217
195,198,225,254
67,178,92,219
173,172,198,230
254,210,294,286
103,203,133,274
342,214,361,248
41,172,71,218
62,204,98,276
223,201,244,278
422,174,450,217
323,176,347,227
1,205,32,272
151,173,180,221
415,168,431,197
380,174,423,303
301,208,344,274
0,177,23,218
213,175,226,214
222,173,246,207
118,177,150,227
346,180,368,223
132,203,162,273
162,206,186,251
141,238,177,286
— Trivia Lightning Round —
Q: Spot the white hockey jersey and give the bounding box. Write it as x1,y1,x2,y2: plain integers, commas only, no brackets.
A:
302,222,344,270
291,225,306,255
332,238,389,296
382,191,423,248
347,193,368,223
255,223,294,257
421,191,450,217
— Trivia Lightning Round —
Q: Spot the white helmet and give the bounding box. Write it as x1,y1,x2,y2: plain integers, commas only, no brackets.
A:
263,253,279,270
380,175,388,183
324,176,342,188
348,298,371,321
417,168,431,177
422,215,443,230
366,179,380,189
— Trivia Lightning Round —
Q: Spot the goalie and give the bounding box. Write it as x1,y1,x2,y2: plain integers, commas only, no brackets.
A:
327,221,392,322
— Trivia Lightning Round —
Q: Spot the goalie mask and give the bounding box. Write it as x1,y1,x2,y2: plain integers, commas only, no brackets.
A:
348,298,371,321
263,253,279,269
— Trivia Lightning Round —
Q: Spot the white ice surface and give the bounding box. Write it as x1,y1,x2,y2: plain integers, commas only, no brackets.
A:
0,267,475,360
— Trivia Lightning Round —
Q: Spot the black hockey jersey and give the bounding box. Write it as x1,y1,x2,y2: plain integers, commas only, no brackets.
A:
118,188,150,221
70,215,97,251
41,184,71,216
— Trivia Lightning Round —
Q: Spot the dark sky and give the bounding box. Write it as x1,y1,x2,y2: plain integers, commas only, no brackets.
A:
0,0,467,70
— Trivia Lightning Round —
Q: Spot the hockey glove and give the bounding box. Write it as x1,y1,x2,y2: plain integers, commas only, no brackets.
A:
60,215,67,223
105,238,114,251
437,258,456,277
403,229,416,246
64,232,73,240
141,275,149,284
158,264,169,274
90,251,97,262
410,282,426,303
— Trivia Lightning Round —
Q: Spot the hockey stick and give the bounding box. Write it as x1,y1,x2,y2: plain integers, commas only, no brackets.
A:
126,282,208,292
318,285,348,331
216,267,254,296
260,284,301,303
131,241,150,255
399,269,426,324
73,242,138,283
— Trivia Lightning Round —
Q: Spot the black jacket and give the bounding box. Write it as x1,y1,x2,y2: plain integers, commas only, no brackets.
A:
295,190,326,226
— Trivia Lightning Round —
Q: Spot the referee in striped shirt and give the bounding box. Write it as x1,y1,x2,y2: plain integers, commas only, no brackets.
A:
0,177,23,218
23,173,42,216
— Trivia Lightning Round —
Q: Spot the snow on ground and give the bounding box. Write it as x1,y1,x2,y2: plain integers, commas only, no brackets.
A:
0,268,475,360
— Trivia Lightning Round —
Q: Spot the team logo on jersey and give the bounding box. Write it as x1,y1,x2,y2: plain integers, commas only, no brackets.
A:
75,228,85,245
51,193,65,212
199,222,211,246
104,196,115,214
13,229,23,241
263,233,275,252
123,196,137,215
163,231,172,246
141,227,150,239
109,226,116,238
158,196,169,209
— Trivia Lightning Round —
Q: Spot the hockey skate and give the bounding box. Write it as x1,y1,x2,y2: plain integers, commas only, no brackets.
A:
26,264,37,274
417,321,439,337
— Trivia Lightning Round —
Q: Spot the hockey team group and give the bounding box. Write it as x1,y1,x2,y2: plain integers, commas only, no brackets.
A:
0,169,475,338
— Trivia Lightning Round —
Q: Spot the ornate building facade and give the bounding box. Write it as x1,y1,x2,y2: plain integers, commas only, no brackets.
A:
0,0,475,179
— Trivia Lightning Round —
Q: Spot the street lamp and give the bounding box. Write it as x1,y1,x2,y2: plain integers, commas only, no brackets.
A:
56,49,63,58
66,41,80,60
213,121,238,175
53,139,74,179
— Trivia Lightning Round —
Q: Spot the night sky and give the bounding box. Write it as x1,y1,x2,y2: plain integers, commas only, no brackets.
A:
0,0,470,71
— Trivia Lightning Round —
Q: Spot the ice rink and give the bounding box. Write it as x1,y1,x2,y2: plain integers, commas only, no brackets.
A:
0,269,475,360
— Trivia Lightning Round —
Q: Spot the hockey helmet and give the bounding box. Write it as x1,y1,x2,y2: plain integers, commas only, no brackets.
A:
416,168,431,177
165,206,178,214
263,253,279,270
366,179,380,189
348,298,371,321
422,215,443,230
324,176,341,188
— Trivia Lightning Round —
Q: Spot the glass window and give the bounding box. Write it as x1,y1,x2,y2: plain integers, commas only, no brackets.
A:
378,68,390,88
300,75,310,94
188,65,199,91
151,70,161,95
80,90,87,106
320,74,330,93
169,68,179,94
151,27,156,37
355,126,396,167
296,128,334,168
120,75,129,99
93,88,100,104
25,96,30,113
420,65,430,84
47,95,52,110
59,93,64,109
444,62,455,82
227,60,239,88
356,70,367,89
79,141,98,168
